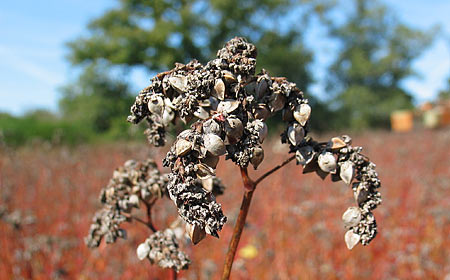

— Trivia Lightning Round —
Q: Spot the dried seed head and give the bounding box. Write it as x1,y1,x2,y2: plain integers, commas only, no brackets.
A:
137,242,150,260
342,207,362,228
186,223,206,245
318,152,337,173
345,230,360,250
203,134,226,156
293,103,311,126
340,161,354,185
176,139,192,157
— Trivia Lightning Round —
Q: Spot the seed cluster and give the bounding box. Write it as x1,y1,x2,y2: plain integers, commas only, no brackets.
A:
85,159,168,248
0,206,35,230
136,229,190,272
128,37,311,240
294,135,382,249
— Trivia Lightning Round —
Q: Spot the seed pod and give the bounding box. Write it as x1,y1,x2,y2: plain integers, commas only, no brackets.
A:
147,95,164,116
202,177,214,192
293,103,311,126
282,108,294,122
318,152,337,173
345,230,360,250
250,147,264,169
256,78,269,99
287,123,305,146
203,134,226,156
254,104,270,120
162,107,175,126
329,137,347,150
354,184,369,205
136,242,150,260
129,194,140,208
295,146,314,165
255,120,268,144
202,153,220,169
105,187,115,200
202,119,222,135
195,163,215,179
222,70,237,83
341,135,352,145
217,100,239,114
212,79,225,100
269,93,286,112
225,117,244,141
340,161,354,185
342,207,362,228
186,223,206,245
176,139,192,156
168,75,188,93
141,188,151,200
194,107,209,120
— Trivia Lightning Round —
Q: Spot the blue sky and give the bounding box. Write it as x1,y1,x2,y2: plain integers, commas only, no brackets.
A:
0,0,449,116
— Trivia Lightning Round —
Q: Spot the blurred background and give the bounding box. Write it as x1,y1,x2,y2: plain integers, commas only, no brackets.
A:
0,0,449,279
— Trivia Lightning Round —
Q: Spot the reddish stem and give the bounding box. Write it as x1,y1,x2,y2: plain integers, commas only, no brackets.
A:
221,167,255,280
170,268,178,280
221,156,296,279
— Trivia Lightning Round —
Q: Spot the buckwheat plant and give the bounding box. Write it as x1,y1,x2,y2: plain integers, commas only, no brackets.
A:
86,37,382,279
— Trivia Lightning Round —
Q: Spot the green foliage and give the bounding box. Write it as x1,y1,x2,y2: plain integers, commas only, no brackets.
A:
438,77,450,100
0,112,93,146
59,65,135,133
326,0,435,130
65,0,337,132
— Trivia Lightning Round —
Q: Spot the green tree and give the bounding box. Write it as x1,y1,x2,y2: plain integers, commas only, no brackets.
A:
438,77,450,100
59,65,134,133
64,0,336,133
326,0,435,129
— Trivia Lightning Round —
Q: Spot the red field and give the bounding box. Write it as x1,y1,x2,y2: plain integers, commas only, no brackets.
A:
1,129,449,279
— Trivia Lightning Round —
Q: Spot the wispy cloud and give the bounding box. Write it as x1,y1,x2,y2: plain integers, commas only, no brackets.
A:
0,45,64,86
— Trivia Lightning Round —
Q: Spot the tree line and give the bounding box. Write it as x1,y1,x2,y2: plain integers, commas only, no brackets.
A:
2,0,446,146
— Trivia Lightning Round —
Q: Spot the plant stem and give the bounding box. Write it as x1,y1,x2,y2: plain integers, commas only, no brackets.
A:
170,268,177,280
144,200,158,232
221,168,255,280
254,155,295,186
221,156,296,279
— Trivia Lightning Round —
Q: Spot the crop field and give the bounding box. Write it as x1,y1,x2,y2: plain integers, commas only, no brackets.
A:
0,129,449,280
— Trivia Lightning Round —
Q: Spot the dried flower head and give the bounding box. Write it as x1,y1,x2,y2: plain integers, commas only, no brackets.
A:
85,159,168,248
129,37,310,240
294,135,382,248
87,36,384,277
136,229,190,272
